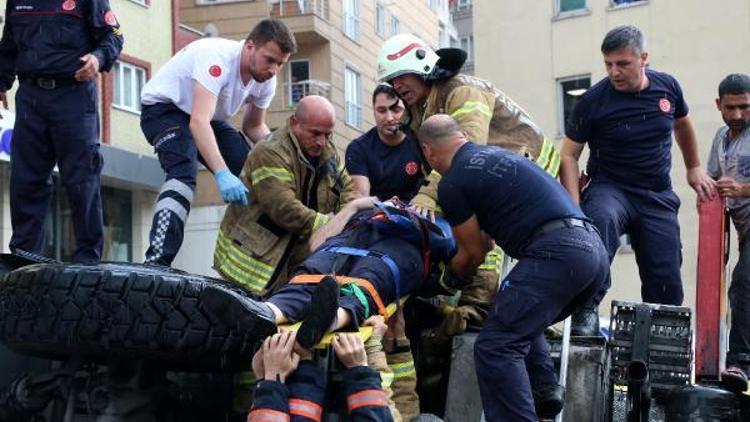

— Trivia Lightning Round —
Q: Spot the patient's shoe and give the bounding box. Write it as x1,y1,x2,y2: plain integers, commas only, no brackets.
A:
296,275,340,349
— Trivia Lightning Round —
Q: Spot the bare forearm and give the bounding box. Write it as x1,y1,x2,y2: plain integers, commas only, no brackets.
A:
559,155,581,204
190,119,227,173
674,118,701,169
243,123,271,144
450,248,483,277
309,205,356,252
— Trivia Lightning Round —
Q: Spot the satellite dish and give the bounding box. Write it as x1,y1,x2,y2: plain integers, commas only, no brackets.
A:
204,23,219,38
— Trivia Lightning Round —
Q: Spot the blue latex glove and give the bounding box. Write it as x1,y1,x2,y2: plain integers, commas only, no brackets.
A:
215,169,249,205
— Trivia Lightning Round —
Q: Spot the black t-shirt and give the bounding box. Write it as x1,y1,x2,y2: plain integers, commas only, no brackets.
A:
438,143,584,258
345,127,425,202
566,69,688,191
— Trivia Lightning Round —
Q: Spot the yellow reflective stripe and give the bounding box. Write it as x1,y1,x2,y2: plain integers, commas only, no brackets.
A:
479,246,504,273
390,361,416,379
534,138,560,177
535,138,553,169
251,166,295,185
112,28,123,36
312,213,330,232
380,371,394,389
450,100,492,118
234,371,256,387
216,231,275,277
546,148,561,177
215,231,274,292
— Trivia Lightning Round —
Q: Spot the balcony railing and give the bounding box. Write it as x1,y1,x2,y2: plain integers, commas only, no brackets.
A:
269,0,329,21
271,79,332,110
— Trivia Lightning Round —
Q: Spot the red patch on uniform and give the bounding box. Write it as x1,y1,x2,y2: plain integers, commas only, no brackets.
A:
659,98,671,113
104,10,118,26
209,65,223,78
405,161,419,176
61,0,76,11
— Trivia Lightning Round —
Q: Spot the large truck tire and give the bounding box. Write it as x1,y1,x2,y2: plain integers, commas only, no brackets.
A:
0,262,276,371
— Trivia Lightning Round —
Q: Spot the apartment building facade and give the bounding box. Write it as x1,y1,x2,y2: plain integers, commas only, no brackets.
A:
0,1,201,264
449,0,474,74
474,0,750,310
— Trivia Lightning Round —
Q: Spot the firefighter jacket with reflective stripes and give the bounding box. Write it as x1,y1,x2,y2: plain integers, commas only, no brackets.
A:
215,121,358,296
408,74,560,210
246,362,393,422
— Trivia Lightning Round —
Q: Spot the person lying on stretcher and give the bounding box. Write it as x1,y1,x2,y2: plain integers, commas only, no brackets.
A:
204,196,470,349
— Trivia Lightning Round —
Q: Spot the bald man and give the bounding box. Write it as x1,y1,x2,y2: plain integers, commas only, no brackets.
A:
215,95,360,296
417,115,609,421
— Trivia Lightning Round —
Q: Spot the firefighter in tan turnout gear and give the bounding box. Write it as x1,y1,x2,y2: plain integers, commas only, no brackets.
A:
376,33,561,336
214,95,359,296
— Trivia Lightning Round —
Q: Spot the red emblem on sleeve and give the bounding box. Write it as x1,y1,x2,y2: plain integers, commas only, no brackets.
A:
659,98,671,113
209,65,223,78
405,161,419,176
62,0,76,11
104,10,118,26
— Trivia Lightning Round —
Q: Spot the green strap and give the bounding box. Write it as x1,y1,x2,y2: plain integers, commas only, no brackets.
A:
340,283,371,318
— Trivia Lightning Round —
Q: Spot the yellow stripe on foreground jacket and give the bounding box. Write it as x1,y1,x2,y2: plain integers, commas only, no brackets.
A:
450,100,493,119
215,230,274,293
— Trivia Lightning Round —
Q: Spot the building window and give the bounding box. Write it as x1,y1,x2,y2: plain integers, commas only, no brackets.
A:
557,75,591,136
288,60,310,106
460,35,473,62
390,15,400,36
113,61,146,114
557,0,586,14
375,1,385,37
611,0,647,7
344,67,362,128
343,0,361,41
44,182,133,262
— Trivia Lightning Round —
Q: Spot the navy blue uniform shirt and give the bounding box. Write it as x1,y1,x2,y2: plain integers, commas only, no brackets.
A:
566,69,688,191
346,127,425,202
0,0,124,90
438,143,584,258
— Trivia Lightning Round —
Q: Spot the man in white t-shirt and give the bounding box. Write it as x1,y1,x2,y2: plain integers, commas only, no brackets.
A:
139,19,296,266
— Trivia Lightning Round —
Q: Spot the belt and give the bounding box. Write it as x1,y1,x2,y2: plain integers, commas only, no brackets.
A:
531,218,597,240
20,75,80,90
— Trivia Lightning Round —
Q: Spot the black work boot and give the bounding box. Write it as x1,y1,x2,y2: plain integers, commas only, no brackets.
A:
571,306,600,337
533,383,565,419
296,276,340,349
721,365,750,393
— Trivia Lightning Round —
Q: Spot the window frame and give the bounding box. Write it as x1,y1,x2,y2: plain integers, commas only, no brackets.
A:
609,0,649,9
374,0,386,37
554,0,589,18
344,66,362,129
112,60,147,115
459,35,474,63
126,0,150,7
556,74,591,137
390,14,400,36
287,59,311,107
343,0,361,41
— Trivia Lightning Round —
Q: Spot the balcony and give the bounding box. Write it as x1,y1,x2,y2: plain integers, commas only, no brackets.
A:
268,0,332,44
267,79,332,127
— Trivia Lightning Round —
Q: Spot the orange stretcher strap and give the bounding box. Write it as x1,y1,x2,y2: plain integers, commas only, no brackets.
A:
289,274,388,317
